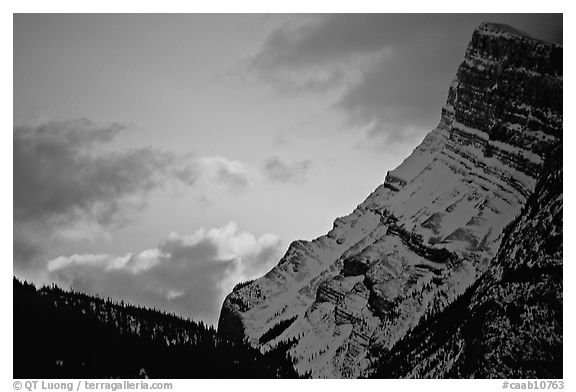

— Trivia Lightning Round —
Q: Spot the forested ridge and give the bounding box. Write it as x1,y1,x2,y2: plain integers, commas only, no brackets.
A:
13,277,298,378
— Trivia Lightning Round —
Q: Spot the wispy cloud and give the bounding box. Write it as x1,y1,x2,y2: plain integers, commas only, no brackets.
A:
196,156,254,191
249,14,463,147
261,157,312,184
46,222,282,325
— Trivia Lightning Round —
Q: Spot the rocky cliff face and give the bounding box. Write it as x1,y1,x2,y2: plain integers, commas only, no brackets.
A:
218,23,562,378
373,145,562,378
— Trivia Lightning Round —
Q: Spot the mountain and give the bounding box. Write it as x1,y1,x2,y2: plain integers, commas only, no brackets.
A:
13,278,299,378
372,145,562,378
218,22,562,378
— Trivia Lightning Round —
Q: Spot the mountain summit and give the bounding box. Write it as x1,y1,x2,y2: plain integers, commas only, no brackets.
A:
218,23,562,378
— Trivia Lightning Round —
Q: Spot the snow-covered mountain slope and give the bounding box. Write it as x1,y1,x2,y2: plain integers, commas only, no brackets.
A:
218,23,562,378
372,145,562,378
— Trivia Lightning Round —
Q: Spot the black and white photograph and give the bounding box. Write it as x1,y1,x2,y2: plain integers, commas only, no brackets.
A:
9,8,566,385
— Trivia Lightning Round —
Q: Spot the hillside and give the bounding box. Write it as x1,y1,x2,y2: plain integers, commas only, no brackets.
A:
13,278,299,378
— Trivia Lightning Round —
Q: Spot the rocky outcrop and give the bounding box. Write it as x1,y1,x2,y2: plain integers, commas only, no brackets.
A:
372,146,562,378
218,22,562,378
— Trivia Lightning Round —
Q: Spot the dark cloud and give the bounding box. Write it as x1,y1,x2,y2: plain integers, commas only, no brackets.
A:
14,119,167,269
47,222,282,325
261,157,312,184
14,119,172,228
252,14,562,146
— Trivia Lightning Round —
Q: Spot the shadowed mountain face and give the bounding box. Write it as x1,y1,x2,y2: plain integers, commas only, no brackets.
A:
218,23,562,378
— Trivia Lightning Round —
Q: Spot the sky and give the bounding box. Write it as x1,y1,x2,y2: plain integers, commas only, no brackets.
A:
13,13,562,325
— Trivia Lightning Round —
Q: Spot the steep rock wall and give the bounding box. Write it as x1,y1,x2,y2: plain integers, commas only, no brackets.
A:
218,23,562,378
372,146,562,378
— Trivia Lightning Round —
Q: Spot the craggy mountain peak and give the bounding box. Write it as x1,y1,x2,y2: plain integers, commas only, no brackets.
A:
218,23,562,378
477,22,539,41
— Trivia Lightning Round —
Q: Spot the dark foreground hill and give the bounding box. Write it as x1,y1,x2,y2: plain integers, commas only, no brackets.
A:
13,278,298,378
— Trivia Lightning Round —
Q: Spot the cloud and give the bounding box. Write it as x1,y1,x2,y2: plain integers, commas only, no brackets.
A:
251,14,563,147
251,15,378,94
14,119,163,226
196,156,253,191
261,157,312,184
46,222,283,325
12,119,255,271
13,119,312,275
14,119,170,269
